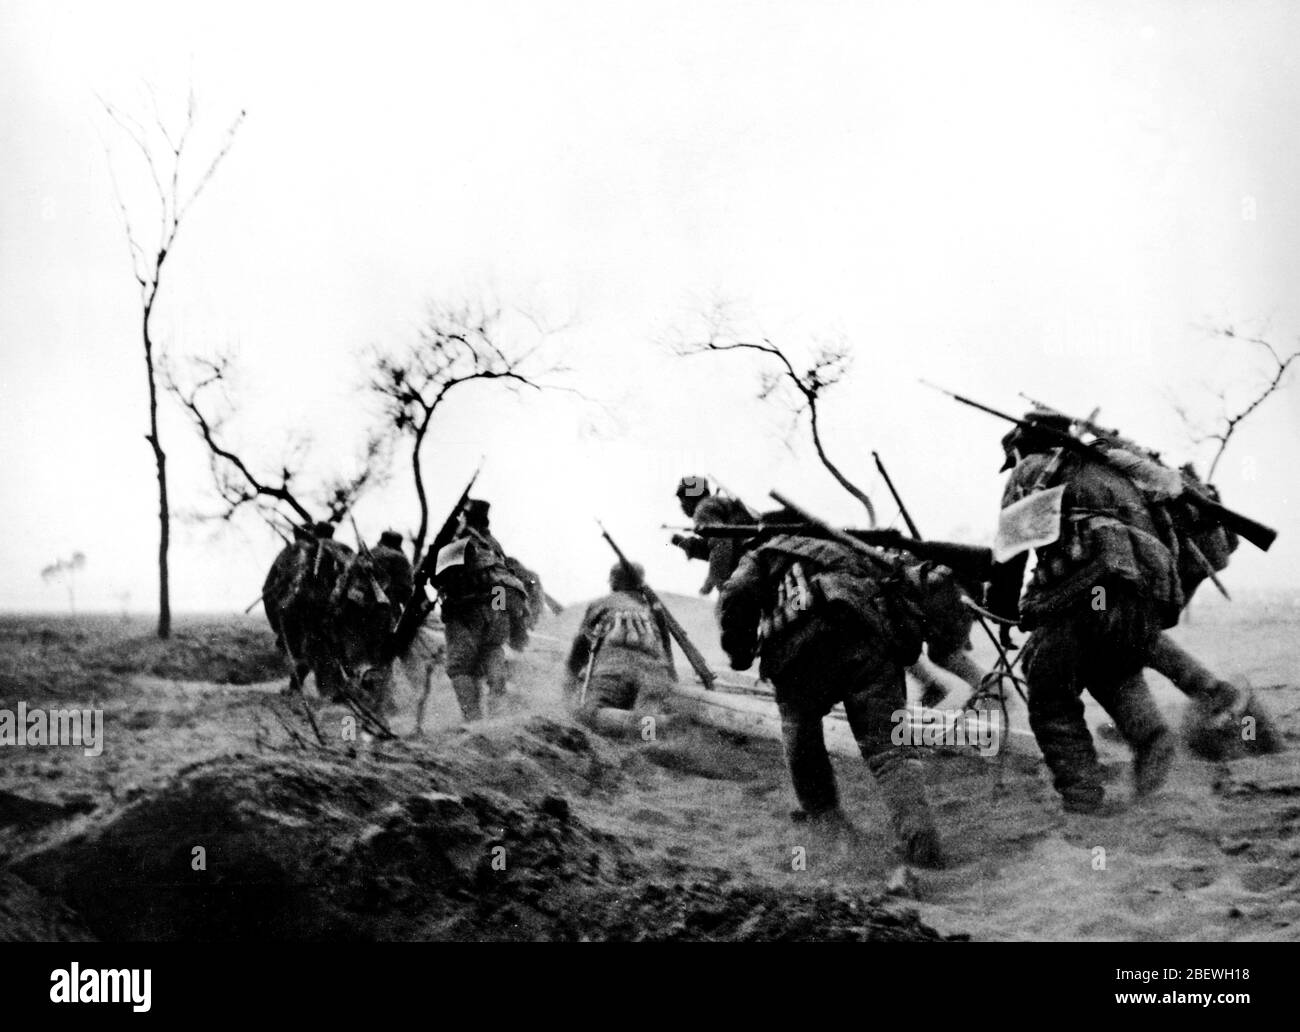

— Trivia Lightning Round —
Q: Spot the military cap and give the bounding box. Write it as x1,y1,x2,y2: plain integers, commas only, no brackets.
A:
1000,412,1073,471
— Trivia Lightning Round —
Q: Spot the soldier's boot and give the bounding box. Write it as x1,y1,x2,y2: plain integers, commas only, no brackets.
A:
1151,635,1284,759
867,752,945,868
1094,671,1175,798
1231,686,1285,754
450,675,483,722
483,672,511,717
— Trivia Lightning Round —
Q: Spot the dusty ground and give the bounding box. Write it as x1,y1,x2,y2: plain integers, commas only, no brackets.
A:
1,594,1297,942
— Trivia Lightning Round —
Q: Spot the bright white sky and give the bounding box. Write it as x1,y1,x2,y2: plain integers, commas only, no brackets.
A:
2,0,1298,614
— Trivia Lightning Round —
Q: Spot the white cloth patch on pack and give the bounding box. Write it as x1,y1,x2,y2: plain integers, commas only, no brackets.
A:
435,538,470,576
993,484,1066,563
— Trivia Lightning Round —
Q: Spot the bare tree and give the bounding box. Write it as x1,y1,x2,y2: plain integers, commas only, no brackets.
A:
1174,327,1300,483
672,303,877,525
368,300,565,564
41,552,87,614
167,355,388,533
98,86,245,638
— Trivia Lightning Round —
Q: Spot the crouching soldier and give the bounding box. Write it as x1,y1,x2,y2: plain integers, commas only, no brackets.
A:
565,562,678,738
717,532,947,868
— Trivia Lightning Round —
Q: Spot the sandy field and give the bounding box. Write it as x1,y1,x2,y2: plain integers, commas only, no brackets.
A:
0,592,1296,942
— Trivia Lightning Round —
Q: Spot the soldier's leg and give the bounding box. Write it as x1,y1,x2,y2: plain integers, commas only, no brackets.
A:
1151,634,1284,757
482,644,509,716
910,655,952,709
287,660,310,696
578,671,638,735
927,647,988,697
1086,597,1176,797
450,676,483,722
842,657,944,867
1089,668,1175,797
776,700,840,817
1023,623,1106,812
481,610,513,712
444,618,484,722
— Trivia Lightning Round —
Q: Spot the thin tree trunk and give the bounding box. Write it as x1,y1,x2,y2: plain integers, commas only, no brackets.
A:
143,298,171,639
809,404,877,527
410,420,430,566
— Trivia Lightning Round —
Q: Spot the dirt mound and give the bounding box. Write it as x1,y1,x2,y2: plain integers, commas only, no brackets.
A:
8,714,950,942
0,872,94,942
0,615,284,702
580,879,956,941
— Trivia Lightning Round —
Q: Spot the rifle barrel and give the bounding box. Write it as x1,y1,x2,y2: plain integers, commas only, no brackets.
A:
597,521,716,690
923,382,1277,553
872,451,922,539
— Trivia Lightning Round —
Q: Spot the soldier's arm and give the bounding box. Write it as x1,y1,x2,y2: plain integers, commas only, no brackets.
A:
716,556,762,671
702,537,736,595
671,533,712,562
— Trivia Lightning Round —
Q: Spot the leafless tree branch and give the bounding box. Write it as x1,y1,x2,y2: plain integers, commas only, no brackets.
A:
1175,326,1300,482
368,299,567,564
166,355,387,532
672,302,877,525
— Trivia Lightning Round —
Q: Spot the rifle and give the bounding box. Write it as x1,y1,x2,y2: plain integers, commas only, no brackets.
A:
577,633,603,705
597,521,716,690
1016,395,1234,601
1018,394,1158,462
390,463,482,654
691,523,993,588
919,381,1277,552
872,451,922,539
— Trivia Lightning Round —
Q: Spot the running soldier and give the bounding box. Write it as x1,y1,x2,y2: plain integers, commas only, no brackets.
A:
371,530,414,611
565,561,677,736
716,530,948,867
671,476,753,595
676,482,990,710
996,421,1282,761
432,499,529,721
987,413,1179,813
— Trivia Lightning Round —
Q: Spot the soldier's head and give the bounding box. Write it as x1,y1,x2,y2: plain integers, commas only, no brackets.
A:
378,530,403,550
464,498,491,531
999,412,1072,471
609,561,644,593
676,475,711,517
313,521,336,539
292,523,315,543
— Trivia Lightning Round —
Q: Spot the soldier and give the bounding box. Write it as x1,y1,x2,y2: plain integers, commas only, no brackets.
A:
996,424,1282,762
565,561,678,736
432,499,528,721
371,530,414,611
676,485,989,711
671,476,753,595
263,522,333,677
716,529,947,868
987,413,1180,814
